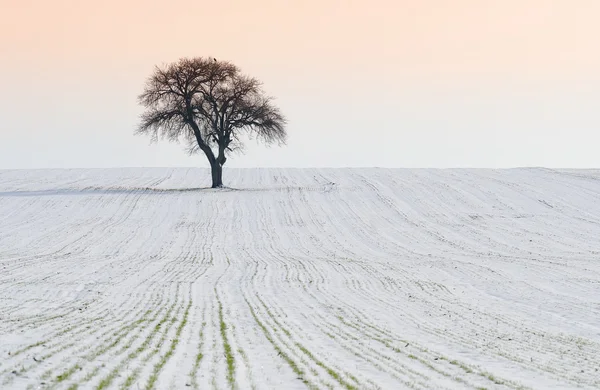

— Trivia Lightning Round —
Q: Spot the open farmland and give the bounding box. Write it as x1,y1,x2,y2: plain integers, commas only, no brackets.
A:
0,168,599,389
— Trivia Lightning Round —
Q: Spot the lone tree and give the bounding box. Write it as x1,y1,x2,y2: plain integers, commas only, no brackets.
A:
137,57,287,188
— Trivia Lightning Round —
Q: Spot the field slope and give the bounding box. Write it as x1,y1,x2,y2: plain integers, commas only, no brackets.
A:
0,168,599,389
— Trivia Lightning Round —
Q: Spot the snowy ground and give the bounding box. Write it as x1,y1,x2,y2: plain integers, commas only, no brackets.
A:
0,168,599,390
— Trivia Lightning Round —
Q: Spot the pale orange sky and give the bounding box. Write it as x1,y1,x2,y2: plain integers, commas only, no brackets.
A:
1,0,600,168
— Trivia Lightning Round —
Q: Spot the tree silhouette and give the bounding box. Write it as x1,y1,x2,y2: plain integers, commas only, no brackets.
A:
137,57,287,188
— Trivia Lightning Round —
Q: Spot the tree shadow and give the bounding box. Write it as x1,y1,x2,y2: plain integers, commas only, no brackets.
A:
0,187,212,197
0,183,340,197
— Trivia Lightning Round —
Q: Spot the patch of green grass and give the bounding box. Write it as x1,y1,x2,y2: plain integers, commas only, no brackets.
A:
482,372,504,385
218,298,235,389
50,311,155,386
145,301,191,390
254,297,358,389
440,356,526,388
294,342,358,390
193,351,204,372
82,367,100,383
120,367,141,390
448,359,473,373
12,340,47,356
245,303,312,388
96,372,115,390
94,304,177,389
334,315,471,384
188,318,206,390
56,364,80,382
92,310,155,359
12,318,90,358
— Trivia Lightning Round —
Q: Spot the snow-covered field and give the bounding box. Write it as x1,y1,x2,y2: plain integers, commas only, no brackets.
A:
0,168,599,390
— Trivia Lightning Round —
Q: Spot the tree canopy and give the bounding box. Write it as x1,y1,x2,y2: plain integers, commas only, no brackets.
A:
137,57,287,187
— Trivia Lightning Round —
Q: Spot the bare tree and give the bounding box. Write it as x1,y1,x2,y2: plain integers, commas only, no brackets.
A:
137,57,287,188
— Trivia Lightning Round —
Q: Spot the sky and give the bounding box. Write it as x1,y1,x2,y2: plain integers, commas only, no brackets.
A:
1,0,600,169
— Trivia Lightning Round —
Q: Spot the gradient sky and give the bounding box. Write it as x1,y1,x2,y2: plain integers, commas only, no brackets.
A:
2,0,600,169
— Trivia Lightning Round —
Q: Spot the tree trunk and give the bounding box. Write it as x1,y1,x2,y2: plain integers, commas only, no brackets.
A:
210,161,223,188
